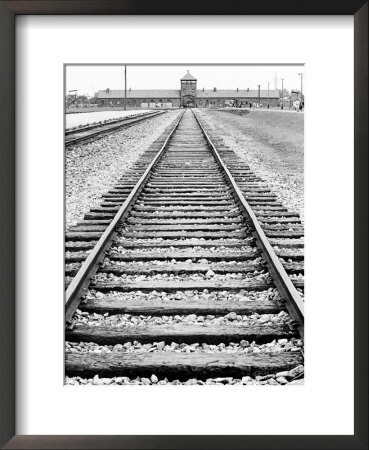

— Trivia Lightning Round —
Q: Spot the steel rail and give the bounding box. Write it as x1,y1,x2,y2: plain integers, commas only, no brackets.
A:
65,110,185,323
193,109,304,338
65,110,165,148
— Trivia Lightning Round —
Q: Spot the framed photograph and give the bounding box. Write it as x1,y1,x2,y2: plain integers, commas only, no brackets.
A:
0,1,367,449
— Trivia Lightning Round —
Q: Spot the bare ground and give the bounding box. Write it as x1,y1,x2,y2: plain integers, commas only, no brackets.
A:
198,109,304,220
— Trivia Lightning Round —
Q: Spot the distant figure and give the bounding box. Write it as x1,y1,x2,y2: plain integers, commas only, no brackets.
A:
293,100,300,111
249,102,252,108
299,101,303,111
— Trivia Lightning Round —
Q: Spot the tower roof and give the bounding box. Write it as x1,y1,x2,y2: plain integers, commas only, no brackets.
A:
181,70,197,81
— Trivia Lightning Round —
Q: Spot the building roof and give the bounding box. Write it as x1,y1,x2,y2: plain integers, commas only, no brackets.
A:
97,88,280,100
97,89,181,99
196,89,280,99
181,71,197,81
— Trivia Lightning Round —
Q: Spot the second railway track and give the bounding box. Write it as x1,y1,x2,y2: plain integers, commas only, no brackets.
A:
65,109,304,384
65,110,165,147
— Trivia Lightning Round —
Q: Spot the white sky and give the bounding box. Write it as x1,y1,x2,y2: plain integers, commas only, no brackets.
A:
66,65,304,97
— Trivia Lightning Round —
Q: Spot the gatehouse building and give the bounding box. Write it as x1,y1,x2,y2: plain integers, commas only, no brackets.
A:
97,71,280,108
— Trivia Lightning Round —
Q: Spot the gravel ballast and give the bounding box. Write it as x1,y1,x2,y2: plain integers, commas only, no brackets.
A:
66,364,304,385
71,310,292,328
111,245,257,255
85,287,281,303
65,109,181,230
66,336,302,356
92,271,271,283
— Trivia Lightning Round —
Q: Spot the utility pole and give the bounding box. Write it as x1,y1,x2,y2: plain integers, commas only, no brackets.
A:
257,84,260,107
298,72,303,101
124,65,127,111
267,82,270,109
281,78,285,110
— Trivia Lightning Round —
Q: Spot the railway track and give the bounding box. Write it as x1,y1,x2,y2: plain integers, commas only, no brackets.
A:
65,109,304,385
65,110,165,147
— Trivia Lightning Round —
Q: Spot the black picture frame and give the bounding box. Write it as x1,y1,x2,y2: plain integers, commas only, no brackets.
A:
0,1,367,449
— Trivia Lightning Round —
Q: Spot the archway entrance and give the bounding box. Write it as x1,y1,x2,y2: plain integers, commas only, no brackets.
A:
182,95,195,107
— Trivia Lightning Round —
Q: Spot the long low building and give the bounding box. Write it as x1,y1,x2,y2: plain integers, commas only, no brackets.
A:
97,71,280,108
